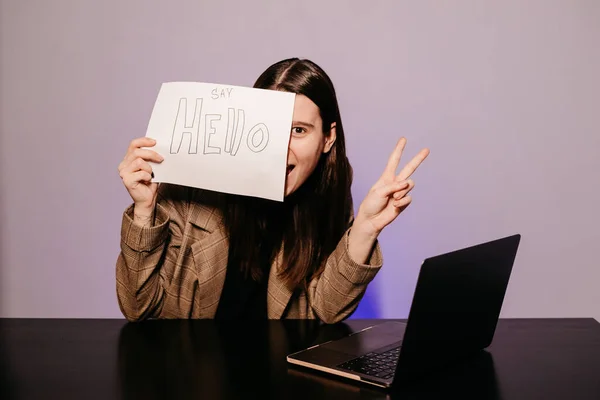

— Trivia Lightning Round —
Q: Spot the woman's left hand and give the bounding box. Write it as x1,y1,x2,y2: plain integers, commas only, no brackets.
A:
354,138,430,238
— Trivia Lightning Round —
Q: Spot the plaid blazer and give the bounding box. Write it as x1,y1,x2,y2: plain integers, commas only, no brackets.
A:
116,184,383,323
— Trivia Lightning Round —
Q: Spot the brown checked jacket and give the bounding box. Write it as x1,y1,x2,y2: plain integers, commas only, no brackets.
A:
116,184,383,323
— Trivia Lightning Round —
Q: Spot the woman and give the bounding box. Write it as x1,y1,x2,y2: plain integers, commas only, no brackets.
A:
116,58,429,322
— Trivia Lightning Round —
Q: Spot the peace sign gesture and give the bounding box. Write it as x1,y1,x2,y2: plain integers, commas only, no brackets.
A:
353,138,430,238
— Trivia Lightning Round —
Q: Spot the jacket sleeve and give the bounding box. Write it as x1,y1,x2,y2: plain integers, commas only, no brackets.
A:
115,184,190,321
306,225,383,324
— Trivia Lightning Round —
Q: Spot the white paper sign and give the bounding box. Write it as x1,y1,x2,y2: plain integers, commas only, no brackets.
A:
145,82,295,201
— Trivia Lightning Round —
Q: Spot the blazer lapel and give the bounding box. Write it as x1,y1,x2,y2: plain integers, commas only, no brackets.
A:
187,196,295,319
267,249,294,319
192,233,294,319
188,200,230,319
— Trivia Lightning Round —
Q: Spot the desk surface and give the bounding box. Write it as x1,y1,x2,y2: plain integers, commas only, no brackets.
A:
1,318,599,399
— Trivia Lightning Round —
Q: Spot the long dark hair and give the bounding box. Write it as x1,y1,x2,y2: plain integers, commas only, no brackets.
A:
223,58,353,291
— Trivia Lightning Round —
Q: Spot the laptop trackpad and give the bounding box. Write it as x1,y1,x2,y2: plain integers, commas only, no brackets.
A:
321,321,406,356
290,346,357,366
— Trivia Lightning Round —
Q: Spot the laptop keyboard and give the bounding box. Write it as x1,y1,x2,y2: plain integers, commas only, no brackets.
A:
337,346,401,379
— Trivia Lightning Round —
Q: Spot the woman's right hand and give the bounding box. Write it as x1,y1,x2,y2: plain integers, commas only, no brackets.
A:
118,137,164,217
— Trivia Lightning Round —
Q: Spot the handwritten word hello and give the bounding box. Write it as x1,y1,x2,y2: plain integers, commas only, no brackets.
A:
170,97,269,156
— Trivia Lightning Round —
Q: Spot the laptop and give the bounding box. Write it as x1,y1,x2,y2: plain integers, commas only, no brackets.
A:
287,234,521,388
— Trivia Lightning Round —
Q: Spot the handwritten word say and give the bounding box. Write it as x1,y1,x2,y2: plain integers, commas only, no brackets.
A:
211,87,233,99
170,98,270,156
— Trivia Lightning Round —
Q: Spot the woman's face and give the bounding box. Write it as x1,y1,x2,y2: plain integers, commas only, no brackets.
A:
285,94,336,197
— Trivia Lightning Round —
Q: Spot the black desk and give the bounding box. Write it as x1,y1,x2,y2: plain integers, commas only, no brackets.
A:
1,318,599,399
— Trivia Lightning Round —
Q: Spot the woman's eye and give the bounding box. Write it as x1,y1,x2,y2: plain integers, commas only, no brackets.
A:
292,127,306,135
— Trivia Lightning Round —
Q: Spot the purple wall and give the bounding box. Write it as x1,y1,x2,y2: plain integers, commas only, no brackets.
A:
1,0,598,320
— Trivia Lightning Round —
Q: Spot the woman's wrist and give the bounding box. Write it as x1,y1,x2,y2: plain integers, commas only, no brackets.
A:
347,216,379,265
352,214,381,241
132,203,155,227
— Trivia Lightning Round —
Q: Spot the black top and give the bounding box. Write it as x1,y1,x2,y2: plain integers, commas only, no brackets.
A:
215,262,270,319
